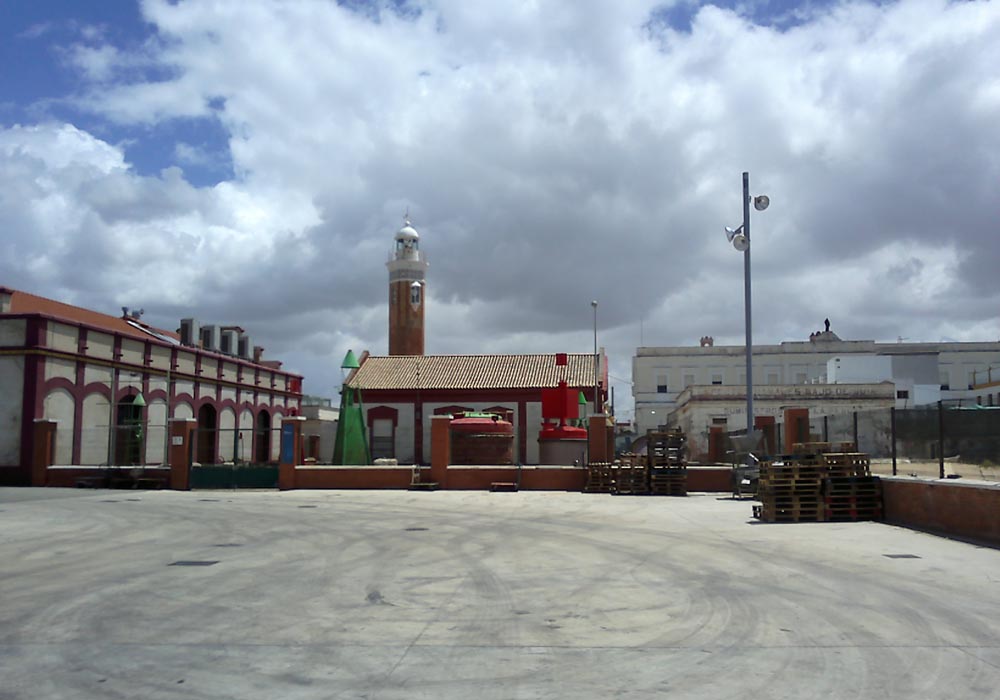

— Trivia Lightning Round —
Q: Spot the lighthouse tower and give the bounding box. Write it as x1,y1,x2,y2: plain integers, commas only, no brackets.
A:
386,217,429,355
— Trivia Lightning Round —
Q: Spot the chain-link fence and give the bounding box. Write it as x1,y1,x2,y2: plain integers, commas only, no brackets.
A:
815,403,1000,482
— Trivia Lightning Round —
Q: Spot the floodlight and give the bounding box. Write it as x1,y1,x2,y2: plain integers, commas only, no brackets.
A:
754,195,770,211
725,225,744,243
731,232,749,252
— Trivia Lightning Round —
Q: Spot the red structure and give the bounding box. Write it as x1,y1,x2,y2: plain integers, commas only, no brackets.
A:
386,218,428,356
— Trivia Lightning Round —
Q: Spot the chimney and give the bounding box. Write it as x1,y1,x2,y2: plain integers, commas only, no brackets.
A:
253,346,265,363
0,287,12,314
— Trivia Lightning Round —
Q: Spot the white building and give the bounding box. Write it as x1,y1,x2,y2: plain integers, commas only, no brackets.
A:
633,328,1000,437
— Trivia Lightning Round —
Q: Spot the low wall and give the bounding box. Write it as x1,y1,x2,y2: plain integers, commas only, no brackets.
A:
446,466,586,491
293,465,588,491
294,466,423,489
687,467,731,492
882,477,1000,547
290,465,730,492
44,466,171,488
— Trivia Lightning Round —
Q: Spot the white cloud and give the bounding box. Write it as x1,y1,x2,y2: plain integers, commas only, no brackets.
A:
3,0,1000,403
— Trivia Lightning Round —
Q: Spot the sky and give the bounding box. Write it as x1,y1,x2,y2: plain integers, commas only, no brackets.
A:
2,0,999,419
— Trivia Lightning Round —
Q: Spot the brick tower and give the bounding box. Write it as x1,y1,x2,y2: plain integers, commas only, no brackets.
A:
386,217,428,355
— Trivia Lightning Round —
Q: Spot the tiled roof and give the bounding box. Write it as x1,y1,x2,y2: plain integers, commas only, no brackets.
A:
2,286,180,343
347,353,602,390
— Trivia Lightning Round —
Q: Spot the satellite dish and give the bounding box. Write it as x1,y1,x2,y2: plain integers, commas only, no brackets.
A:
754,195,770,211
732,233,749,252
725,225,743,242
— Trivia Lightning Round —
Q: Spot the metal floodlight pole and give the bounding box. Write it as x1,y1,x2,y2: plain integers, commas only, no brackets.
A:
592,300,600,415
742,171,753,437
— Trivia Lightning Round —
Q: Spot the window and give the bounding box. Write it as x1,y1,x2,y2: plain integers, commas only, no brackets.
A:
656,374,668,393
896,390,909,399
391,287,398,304
711,374,722,385
711,417,728,425
968,370,976,390
767,373,779,385
796,373,807,384
940,369,950,390
410,283,422,306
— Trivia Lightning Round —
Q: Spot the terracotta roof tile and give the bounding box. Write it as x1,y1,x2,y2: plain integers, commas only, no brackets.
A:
3,286,179,342
347,354,602,390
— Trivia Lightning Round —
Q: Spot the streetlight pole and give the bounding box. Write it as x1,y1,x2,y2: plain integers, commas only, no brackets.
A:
725,172,768,439
591,300,600,415
742,172,753,437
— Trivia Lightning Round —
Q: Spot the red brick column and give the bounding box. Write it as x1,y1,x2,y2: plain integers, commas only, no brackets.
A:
588,415,610,463
168,419,197,490
430,415,451,487
278,416,305,490
783,408,810,453
31,420,58,486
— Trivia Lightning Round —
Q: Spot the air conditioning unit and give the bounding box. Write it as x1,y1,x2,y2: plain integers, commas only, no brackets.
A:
200,325,219,351
238,335,252,359
180,318,199,346
220,329,238,355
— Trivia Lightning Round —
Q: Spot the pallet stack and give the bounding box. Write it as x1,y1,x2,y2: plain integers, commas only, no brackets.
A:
755,453,825,522
584,462,614,493
754,452,882,523
647,429,687,496
821,453,882,521
613,453,649,495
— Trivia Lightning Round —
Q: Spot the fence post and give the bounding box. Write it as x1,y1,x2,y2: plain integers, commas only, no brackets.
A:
852,411,859,451
890,407,897,476
938,400,945,479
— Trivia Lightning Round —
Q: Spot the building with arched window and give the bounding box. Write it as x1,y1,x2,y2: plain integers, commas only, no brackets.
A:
0,286,302,485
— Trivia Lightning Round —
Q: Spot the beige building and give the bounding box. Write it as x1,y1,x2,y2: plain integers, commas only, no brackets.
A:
633,329,1000,438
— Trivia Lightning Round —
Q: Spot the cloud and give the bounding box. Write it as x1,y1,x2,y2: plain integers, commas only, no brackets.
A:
3,0,1000,411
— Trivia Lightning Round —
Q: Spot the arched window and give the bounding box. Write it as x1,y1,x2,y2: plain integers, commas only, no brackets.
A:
410,282,422,307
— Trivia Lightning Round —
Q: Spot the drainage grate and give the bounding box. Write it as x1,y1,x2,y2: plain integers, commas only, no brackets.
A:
298,505,318,509
212,543,243,548
169,560,219,567
404,527,429,532
100,500,120,503
198,499,220,502
884,554,921,559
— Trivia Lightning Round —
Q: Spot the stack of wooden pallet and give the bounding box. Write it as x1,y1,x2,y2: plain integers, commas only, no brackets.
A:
821,453,882,521
614,453,649,495
755,454,824,522
754,452,882,523
647,429,687,496
584,462,614,493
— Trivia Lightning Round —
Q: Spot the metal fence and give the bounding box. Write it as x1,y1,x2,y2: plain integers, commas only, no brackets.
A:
815,403,1000,481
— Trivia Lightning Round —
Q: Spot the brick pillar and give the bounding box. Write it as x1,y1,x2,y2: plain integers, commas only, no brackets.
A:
708,426,724,463
31,420,58,486
168,419,197,490
588,415,609,463
278,416,305,490
430,415,451,487
783,408,810,453
754,416,776,455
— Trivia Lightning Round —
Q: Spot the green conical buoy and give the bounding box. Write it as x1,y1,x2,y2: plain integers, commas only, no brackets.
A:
341,349,360,370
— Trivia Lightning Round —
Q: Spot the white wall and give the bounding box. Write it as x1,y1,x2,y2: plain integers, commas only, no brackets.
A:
120,338,143,365
0,318,26,346
145,398,167,465
828,355,892,383
0,357,24,465
44,358,75,382
219,407,237,461
47,322,77,353
43,389,75,465
88,332,114,361
80,392,110,465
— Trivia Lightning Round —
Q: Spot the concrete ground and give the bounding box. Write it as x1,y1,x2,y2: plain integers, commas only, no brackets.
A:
1,488,999,700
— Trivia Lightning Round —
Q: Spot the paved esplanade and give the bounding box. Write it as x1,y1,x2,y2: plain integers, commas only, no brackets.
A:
1,488,998,699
